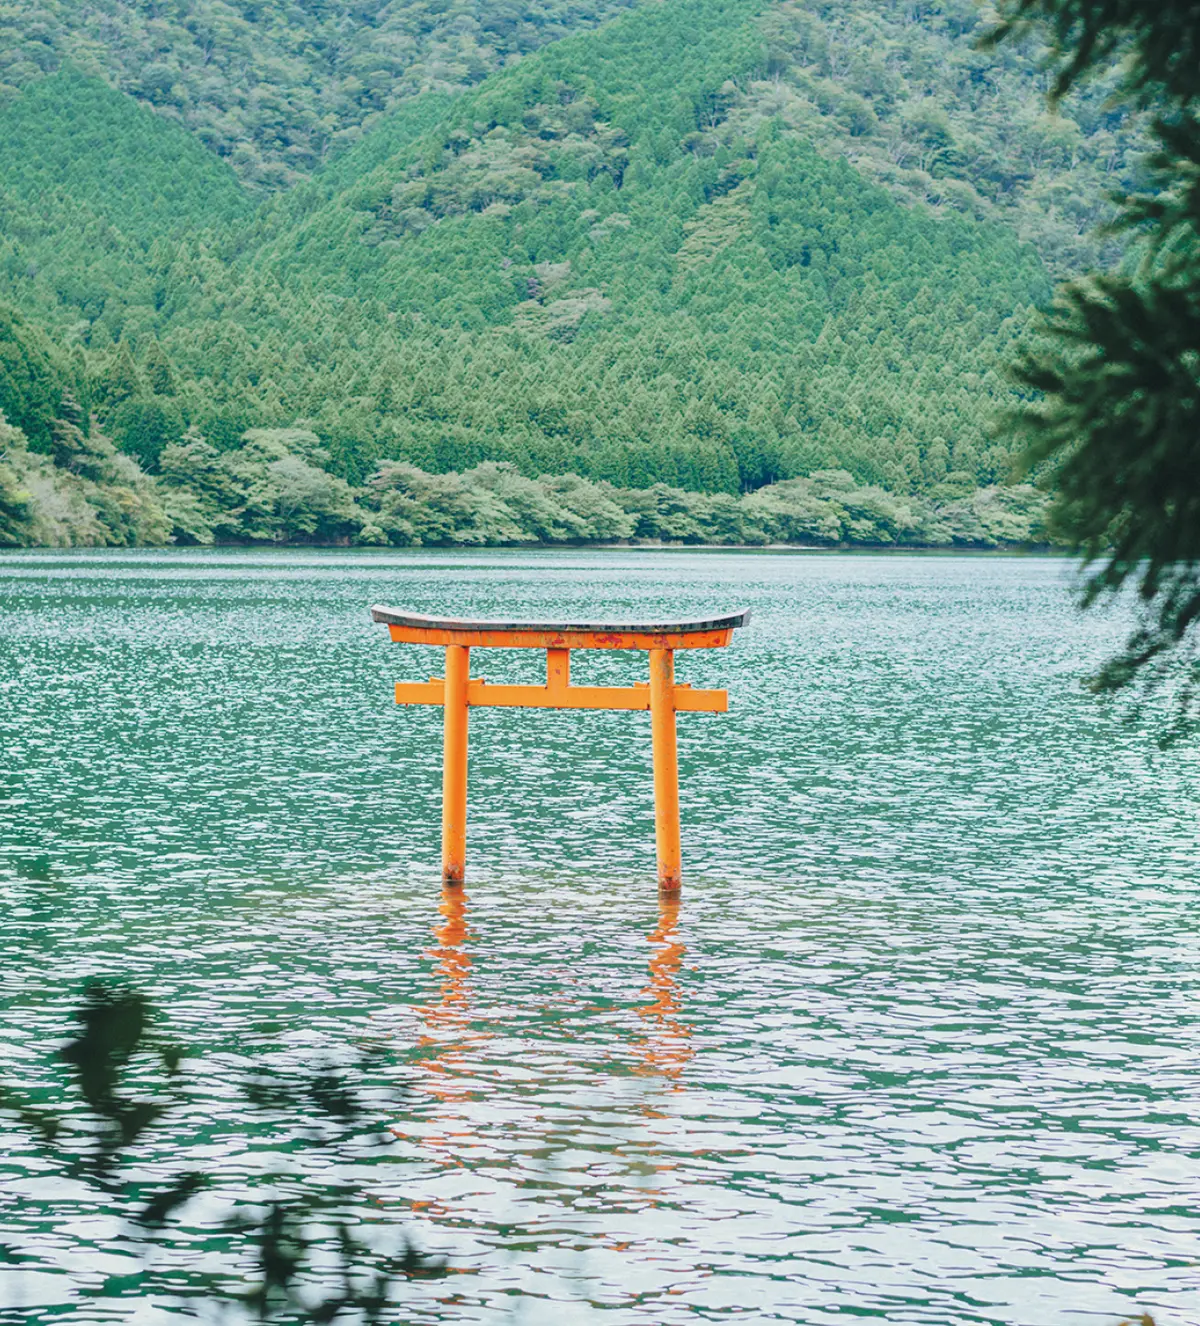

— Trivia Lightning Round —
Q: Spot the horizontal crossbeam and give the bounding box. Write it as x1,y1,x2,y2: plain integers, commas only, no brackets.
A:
394,679,727,713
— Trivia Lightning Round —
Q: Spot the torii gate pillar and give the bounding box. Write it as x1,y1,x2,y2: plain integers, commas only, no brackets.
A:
370,607,749,891
441,643,470,884
648,647,682,889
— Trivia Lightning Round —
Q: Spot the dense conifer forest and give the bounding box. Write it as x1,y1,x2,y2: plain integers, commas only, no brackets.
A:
0,0,1146,548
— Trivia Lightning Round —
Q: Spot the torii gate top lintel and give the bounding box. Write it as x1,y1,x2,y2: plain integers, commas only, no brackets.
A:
369,605,750,650
372,604,749,890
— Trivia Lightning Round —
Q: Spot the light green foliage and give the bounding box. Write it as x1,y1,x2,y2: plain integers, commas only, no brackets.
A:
0,69,252,241
0,351,1052,548
754,0,1152,278
0,71,251,355
0,408,169,548
0,1,1148,271
356,459,1047,548
0,0,643,190
0,305,86,452
674,180,754,277
0,307,171,545
159,428,362,545
370,461,539,545
0,412,36,545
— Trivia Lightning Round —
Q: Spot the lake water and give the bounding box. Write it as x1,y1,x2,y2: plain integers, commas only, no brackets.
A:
1,549,1198,1325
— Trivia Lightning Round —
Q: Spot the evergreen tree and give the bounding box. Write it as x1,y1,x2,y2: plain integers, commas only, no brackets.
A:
990,1,1200,735
0,305,78,453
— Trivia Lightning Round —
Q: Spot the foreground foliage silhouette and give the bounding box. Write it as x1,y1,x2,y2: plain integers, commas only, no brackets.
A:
0,982,443,1321
990,1,1200,737
0,982,1170,1322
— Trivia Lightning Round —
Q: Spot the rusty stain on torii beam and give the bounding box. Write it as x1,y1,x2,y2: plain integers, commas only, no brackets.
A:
370,606,750,891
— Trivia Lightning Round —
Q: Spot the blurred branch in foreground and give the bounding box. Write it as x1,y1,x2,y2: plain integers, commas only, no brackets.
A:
988,1,1200,741
0,981,444,1321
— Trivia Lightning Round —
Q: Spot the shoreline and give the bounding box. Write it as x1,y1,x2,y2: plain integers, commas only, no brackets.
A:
1,539,1066,555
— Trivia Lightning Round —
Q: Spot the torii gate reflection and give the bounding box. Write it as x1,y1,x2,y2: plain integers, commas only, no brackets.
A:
412,884,693,1107
392,884,482,1204
416,883,478,1109
632,894,693,1082
395,886,693,1226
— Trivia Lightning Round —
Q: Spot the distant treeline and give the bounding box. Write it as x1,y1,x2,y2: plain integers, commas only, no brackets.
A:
0,303,1052,551
2,414,1049,550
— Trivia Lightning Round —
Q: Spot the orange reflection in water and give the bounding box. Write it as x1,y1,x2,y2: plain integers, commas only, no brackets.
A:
411,885,692,1091
395,883,693,1227
633,893,693,1083
391,883,484,1186
417,881,478,1106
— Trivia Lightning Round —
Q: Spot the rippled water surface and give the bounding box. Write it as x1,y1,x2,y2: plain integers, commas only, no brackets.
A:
2,549,1198,1325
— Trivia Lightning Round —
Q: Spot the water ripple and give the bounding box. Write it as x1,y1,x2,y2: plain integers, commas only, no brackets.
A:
1,549,1197,1324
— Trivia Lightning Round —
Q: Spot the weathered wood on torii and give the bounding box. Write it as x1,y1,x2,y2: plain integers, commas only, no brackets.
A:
371,606,750,890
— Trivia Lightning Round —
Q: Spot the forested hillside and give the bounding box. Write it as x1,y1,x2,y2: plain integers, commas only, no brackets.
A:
0,66,251,350
752,1,1148,277
0,0,1147,272
0,0,1127,549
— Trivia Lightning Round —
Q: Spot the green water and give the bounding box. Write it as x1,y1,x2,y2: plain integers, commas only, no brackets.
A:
1,549,1198,1325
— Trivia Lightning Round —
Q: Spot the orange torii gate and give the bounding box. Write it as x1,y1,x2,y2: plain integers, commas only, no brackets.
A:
370,607,750,890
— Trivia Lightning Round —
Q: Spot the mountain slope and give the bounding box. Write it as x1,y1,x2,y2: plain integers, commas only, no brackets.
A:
148,0,1049,494
750,0,1149,277
0,0,1149,277
0,67,253,346
0,0,1076,539
0,68,252,241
